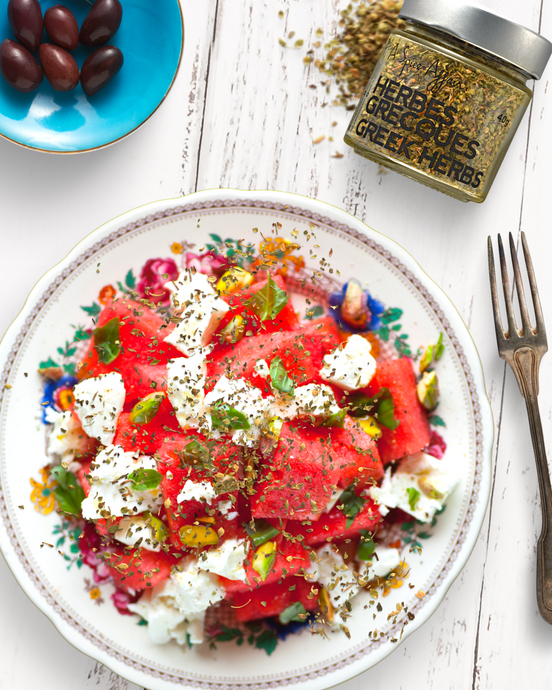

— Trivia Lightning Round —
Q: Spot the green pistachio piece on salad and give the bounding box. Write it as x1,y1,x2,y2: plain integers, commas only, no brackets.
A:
417,370,440,410
407,487,421,511
93,317,121,364
219,315,245,344
246,519,280,548
252,540,276,581
419,333,444,373
358,415,382,439
418,476,445,500
147,513,169,543
217,267,253,295
279,602,307,624
129,392,165,424
179,524,220,547
341,279,368,329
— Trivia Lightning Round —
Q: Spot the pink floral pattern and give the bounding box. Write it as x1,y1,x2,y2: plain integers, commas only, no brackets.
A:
136,258,179,305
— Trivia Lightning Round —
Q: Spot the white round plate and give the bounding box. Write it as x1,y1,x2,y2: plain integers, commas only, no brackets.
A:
0,190,492,690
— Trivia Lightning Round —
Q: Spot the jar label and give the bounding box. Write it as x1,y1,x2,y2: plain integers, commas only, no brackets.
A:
345,33,529,195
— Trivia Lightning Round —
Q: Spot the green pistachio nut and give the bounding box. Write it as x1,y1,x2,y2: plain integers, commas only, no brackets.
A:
252,540,276,581
418,476,445,500
417,371,439,410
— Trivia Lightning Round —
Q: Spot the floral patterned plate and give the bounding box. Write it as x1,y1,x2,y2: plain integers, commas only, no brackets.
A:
0,190,492,690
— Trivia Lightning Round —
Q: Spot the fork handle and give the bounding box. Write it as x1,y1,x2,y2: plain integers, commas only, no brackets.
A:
518,350,552,623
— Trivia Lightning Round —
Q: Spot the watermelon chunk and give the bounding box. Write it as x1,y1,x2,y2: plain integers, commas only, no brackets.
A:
78,297,181,388
289,496,381,546
251,419,383,521
232,575,319,622
113,398,181,454
367,358,431,463
104,546,175,591
207,317,341,393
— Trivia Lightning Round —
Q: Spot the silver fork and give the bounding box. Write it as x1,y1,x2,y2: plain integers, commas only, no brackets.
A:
488,231,552,624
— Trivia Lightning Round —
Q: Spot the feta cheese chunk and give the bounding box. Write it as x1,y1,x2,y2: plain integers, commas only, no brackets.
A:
167,353,208,429
369,545,403,578
254,358,270,379
45,407,90,466
205,375,270,447
165,294,229,355
112,515,163,552
368,451,459,522
270,383,341,421
81,445,162,519
306,545,360,613
177,479,217,505
197,538,249,582
73,372,125,446
169,270,216,313
320,334,377,391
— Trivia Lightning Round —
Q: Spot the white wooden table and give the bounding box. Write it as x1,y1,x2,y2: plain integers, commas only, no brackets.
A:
1,0,552,687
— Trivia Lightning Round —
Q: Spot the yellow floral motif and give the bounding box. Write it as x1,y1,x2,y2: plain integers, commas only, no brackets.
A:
171,242,183,254
253,238,305,276
382,560,409,597
89,587,101,600
30,468,57,515
57,389,75,410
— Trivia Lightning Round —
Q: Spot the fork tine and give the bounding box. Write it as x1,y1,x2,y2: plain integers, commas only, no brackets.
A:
497,234,517,337
509,232,533,335
521,231,547,339
488,237,505,340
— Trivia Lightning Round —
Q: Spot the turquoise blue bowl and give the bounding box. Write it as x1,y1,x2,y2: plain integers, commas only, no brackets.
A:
0,0,184,153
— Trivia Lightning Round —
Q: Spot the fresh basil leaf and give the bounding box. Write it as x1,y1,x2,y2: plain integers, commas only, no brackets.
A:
179,439,212,467
407,487,420,511
269,356,294,395
338,486,366,528
94,317,121,364
246,274,289,322
211,402,251,430
279,602,307,624
357,531,376,560
348,388,399,430
246,519,280,547
127,468,162,491
129,392,165,424
50,465,85,516
320,407,348,428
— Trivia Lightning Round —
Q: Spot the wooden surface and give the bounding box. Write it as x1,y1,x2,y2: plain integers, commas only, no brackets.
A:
1,0,551,687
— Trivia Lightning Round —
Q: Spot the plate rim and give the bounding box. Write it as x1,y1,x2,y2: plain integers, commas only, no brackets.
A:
0,0,185,155
0,188,494,689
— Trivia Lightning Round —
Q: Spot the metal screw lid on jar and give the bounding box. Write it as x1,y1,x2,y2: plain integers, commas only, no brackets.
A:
399,0,552,79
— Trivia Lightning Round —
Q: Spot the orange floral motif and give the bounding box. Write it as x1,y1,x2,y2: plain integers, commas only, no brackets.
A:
171,242,183,254
98,284,116,305
30,468,57,515
252,238,305,276
57,389,75,410
382,560,409,597
89,587,101,600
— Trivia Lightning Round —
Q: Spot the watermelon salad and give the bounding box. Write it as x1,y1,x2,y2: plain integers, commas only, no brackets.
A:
38,244,459,650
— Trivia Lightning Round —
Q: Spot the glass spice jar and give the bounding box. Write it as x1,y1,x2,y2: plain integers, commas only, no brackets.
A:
344,0,552,203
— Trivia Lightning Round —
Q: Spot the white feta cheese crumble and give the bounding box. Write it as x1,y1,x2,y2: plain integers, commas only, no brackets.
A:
73,372,125,446
169,270,216,313
322,487,343,514
368,451,459,522
254,358,271,379
166,353,208,429
197,538,249,582
306,545,360,614
112,515,163,552
177,479,217,505
205,375,270,447
269,383,341,421
45,407,90,467
320,334,377,391
81,445,162,520
369,545,403,578
218,499,238,520
165,294,229,355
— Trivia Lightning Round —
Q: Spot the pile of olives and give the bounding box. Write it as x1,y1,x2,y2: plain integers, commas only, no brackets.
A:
0,0,123,96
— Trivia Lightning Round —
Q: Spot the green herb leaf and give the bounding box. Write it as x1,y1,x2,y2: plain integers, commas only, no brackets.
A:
338,486,366,528
125,269,136,290
39,357,60,370
246,519,280,548
81,302,101,317
407,487,420,511
348,387,399,430
305,305,324,320
269,356,294,395
127,468,162,492
381,307,403,325
50,465,85,516
179,439,212,468
93,317,121,364
429,415,446,427
211,402,250,430
357,531,376,561
279,602,307,624
320,407,348,428
246,273,289,322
